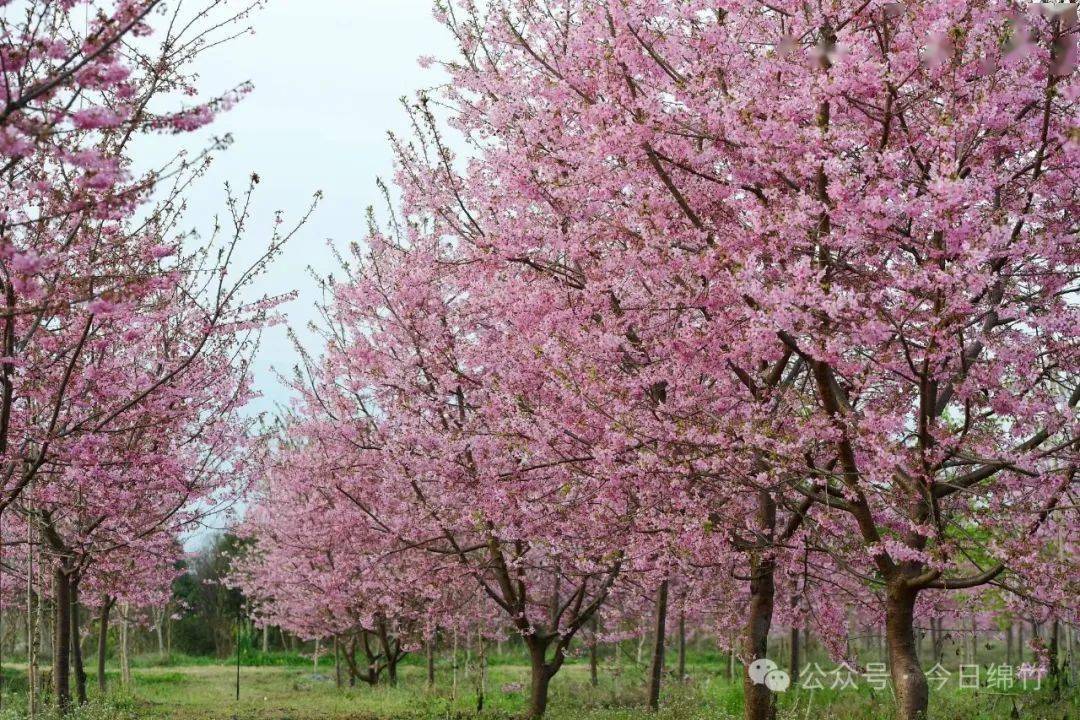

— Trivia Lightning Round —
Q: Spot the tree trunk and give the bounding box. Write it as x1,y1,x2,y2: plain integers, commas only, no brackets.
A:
70,580,87,705
476,631,487,713
1049,620,1060,683
386,654,398,686
1018,622,1025,663
375,619,400,686
53,566,72,714
527,642,554,719
647,580,669,711
26,523,37,720
789,624,800,684
334,636,342,690
970,617,978,666
885,586,928,720
1005,622,1013,667
589,614,600,687
426,634,436,689
727,638,735,682
119,604,131,688
743,556,776,720
452,629,459,698
677,610,686,682
97,598,113,694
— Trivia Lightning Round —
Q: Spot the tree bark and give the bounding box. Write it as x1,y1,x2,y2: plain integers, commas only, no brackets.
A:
743,555,776,720
727,638,735,682
647,580,669,711
476,631,487,713
119,603,131,687
335,636,342,690
969,617,978,666
426,633,436,689
789,624,800,684
1049,620,1060,683
96,598,113,694
885,586,928,720
53,565,72,714
589,614,600,687
70,579,87,705
1005,622,1013,667
527,641,555,720
677,610,686,683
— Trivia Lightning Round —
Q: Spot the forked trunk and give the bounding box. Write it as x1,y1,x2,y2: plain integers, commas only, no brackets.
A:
886,586,928,720
527,644,554,720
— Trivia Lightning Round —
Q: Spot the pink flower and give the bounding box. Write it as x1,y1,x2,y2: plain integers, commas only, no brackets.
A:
87,298,119,316
11,251,46,274
71,106,125,130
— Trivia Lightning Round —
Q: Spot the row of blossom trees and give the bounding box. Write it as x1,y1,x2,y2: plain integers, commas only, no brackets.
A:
0,0,314,713
237,2,1077,720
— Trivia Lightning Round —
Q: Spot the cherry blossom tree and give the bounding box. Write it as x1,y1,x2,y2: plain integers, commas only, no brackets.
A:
380,2,1078,719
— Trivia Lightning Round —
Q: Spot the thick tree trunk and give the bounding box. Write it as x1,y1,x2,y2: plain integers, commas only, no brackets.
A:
647,580,669,711
97,598,113,694
70,580,87,705
375,619,400,686
386,655,398,686
53,566,72,713
743,556,776,720
359,631,382,685
527,643,554,720
885,587,928,720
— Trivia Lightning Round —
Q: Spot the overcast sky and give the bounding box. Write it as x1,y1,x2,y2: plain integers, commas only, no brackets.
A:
160,0,455,417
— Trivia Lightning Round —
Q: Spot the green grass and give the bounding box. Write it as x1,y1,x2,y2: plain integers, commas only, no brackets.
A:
0,655,1073,719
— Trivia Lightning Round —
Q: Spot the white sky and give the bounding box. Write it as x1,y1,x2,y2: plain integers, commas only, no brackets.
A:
162,0,455,417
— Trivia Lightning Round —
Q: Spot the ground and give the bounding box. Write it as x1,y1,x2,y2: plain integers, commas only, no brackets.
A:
0,654,1075,719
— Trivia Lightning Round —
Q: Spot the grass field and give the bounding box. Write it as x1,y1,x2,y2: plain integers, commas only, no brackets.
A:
0,653,1074,719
